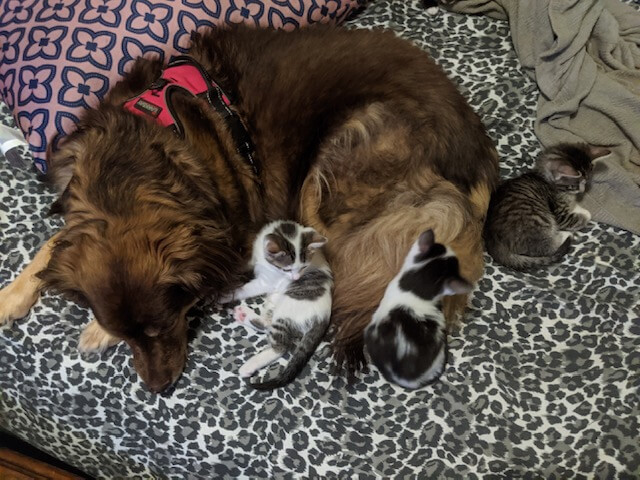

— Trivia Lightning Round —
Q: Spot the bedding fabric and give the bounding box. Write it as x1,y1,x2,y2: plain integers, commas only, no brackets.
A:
1,1,639,478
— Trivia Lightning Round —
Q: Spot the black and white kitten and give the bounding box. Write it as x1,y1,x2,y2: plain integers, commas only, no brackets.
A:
485,143,610,271
422,0,440,15
364,229,472,389
221,220,332,390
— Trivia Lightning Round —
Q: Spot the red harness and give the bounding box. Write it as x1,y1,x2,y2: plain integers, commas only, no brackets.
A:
123,56,258,175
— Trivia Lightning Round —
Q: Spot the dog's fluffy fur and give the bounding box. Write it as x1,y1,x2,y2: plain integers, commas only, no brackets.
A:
0,26,498,391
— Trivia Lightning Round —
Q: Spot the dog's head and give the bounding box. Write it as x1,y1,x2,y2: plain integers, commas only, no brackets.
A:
40,107,242,392
40,219,238,392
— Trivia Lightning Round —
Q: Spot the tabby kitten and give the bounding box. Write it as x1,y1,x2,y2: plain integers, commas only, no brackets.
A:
222,220,333,390
364,230,472,389
485,143,610,271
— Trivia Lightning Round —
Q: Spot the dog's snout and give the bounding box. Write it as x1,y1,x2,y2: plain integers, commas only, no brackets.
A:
148,379,172,394
144,364,183,394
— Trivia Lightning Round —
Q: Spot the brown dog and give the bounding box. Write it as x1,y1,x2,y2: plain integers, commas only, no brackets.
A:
0,26,498,391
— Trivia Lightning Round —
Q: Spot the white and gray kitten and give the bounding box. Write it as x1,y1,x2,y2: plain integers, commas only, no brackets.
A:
364,229,472,389
222,220,332,390
485,143,610,271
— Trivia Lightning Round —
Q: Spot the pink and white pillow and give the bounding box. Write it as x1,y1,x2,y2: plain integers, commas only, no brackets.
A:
0,0,363,173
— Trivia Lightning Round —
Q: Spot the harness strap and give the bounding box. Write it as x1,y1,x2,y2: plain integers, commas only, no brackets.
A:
123,56,258,176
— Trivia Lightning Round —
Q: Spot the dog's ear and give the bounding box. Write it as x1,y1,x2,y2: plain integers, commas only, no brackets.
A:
190,230,242,299
47,185,70,216
45,129,91,191
105,56,164,104
157,223,241,303
37,228,90,306
152,225,204,306
167,90,212,140
169,91,242,166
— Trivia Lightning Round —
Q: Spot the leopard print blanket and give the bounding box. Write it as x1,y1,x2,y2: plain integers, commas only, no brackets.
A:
1,1,639,477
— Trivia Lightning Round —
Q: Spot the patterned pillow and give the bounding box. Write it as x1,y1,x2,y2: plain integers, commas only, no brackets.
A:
0,0,362,174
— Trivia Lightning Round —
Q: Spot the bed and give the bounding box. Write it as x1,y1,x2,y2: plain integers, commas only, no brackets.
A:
1,1,639,477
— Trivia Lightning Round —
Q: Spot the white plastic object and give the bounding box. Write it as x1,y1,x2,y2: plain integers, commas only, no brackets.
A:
0,123,27,156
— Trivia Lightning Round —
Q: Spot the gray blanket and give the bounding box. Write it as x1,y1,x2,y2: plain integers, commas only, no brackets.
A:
444,0,640,235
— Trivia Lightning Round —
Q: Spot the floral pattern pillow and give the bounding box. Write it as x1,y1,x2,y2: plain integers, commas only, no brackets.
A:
0,0,362,174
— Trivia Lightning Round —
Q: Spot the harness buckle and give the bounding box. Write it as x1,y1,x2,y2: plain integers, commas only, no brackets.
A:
149,78,169,92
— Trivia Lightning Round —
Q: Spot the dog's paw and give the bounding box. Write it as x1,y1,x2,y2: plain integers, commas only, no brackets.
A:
0,283,38,326
79,319,120,353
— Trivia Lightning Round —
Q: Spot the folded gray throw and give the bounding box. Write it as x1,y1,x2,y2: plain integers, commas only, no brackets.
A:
443,0,640,235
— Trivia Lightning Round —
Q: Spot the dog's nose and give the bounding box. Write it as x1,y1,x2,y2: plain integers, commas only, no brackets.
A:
148,380,172,393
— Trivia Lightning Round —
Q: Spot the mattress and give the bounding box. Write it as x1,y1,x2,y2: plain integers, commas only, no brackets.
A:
1,1,639,477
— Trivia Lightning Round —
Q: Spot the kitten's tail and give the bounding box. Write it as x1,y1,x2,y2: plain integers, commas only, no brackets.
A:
246,317,329,390
492,236,571,271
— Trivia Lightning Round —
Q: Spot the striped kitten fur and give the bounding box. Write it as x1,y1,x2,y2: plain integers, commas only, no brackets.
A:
364,230,472,389
223,220,332,390
485,143,610,271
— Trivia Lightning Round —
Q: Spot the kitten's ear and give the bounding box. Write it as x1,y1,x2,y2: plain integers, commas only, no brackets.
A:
588,146,611,159
264,235,287,260
541,158,581,185
441,276,473,297
418,229,435,253
307,231,327,250
264,234,283,255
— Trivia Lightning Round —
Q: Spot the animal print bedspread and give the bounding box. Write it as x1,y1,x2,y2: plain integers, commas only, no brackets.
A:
1,1,639,478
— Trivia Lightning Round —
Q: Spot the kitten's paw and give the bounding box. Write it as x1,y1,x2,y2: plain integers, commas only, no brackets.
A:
233,306,249,324
572,204,591,223
239,363,255,378
248,319,268,332
0,282,39,326
79,319,120,353
234,306,267,332
559,231,572,243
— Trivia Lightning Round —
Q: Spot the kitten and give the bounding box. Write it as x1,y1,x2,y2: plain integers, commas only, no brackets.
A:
422,0,440,15
364,229,472,389
222,220,333,390
484,143,610,271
